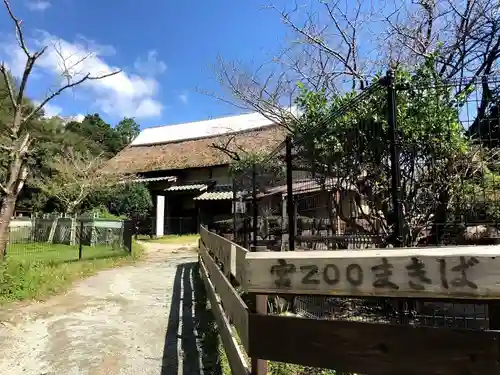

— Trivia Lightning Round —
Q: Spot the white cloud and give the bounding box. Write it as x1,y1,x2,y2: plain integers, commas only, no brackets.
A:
73,114,85,122
2,43,28,78
42,103,62,117
74,34,116,57
61,114,85,123
32,101,61,118
26,1,51,11
134,50,166,76
0,31,163,119
178,92,188,104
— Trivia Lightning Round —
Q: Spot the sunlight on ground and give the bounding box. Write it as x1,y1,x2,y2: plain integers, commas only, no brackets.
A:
137,234,200,244
0,241,144,304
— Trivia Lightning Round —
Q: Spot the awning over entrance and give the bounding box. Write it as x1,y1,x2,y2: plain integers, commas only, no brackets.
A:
194,191,236,200
127,176,177,184
165,184,208,192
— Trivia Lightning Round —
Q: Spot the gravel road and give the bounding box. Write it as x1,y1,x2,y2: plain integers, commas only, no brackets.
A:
0,241,219,375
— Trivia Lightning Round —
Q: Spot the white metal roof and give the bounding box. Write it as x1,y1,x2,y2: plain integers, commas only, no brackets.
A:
130,109,296,147
129,176,177,183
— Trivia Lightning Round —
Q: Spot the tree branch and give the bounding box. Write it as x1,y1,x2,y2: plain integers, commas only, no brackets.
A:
3,0,29,57
0,62,17,109
25,70,120,122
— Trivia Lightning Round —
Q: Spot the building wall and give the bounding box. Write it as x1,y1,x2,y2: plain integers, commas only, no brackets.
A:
211,165,231,185
181,165,230,185
184,168,210,182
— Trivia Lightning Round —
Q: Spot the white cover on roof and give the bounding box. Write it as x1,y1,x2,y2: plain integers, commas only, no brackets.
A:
131,109,295,146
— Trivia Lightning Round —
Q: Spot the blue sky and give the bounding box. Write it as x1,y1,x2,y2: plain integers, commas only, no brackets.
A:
0,0,289,128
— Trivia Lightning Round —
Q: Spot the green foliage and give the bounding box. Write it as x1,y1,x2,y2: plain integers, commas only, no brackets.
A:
82,205,125,220
291,62,479,244
64,114,140,157
107,183,153,219
229,151,285,191
0,68,143,216
65,114,120,156
115,117,140,146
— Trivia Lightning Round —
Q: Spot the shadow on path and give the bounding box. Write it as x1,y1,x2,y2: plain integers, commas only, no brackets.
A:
161,261,222,375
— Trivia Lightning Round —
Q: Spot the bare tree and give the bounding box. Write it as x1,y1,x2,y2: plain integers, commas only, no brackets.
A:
211,0,382,123
212,0,499,125
35,148,131,215
0,0,120,257
385,0,500,132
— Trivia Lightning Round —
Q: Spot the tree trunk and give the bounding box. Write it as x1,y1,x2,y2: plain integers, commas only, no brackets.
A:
0,194,18,258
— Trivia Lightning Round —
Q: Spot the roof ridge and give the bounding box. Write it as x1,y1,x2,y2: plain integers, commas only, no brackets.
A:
140,110,263,130
129,123,281,148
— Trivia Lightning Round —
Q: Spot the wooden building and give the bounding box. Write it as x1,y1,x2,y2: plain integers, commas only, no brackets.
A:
108,112,286,236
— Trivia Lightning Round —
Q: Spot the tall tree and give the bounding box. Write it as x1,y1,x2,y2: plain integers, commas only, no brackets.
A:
0,0,119,257
115,117,140,148
65,114,120,156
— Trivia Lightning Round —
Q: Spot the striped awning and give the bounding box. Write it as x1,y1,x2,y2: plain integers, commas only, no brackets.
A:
194,191,244,201
194,191,232,200
166,184,208,192
128,176,177,184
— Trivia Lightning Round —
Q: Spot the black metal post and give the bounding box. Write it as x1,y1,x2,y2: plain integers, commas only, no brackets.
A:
252,163,258,247
386,69,403,247
123,220,133,252
285,136,295,251
78,220,84,260
232,178,237,242
243,216,249,249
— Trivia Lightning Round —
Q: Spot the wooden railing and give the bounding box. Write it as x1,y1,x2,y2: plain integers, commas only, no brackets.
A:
199,226,251,375
199,225,500,375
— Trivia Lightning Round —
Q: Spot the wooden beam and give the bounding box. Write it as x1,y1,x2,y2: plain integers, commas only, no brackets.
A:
199,242,250,351
244,246,500,299
248,314,500,375
234,243,247,286
199,256,250,375
200,225,248,285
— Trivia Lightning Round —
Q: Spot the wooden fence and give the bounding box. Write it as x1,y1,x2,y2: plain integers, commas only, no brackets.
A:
199,225,500,375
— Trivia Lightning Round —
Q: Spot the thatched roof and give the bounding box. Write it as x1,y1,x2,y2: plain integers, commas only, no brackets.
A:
108,124,286,174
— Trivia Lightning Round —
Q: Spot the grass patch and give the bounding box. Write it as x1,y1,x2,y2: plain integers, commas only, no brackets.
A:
0,240,145,305
7,242,128,263
137,233,200,244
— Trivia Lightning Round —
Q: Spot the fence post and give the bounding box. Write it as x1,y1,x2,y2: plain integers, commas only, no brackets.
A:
252,163,258,247
386,69,404,247
243,216,249,249
3,228,7,258
250,244,268,375
489,301,500,366
386,69,411,322
123,220,133,252
78,220,84,260
232,178,237,242
285,136,295,251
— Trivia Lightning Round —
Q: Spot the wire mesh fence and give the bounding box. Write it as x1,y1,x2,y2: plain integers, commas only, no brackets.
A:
289,72,500,329
5,217,133,262
228,143,288,249
205,71,500,334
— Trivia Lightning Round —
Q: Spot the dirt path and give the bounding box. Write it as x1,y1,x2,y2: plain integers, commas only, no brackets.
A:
0,241,220,375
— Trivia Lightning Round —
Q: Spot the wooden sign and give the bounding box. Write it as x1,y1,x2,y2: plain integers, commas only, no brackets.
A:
244,246,500,299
